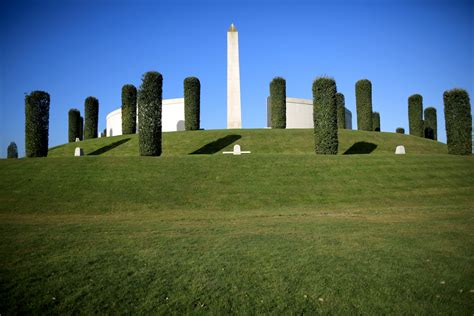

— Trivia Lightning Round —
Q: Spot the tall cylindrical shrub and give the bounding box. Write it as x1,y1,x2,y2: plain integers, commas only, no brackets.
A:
270,77,286,128
79,116,84,141
68,109,81,142
355,79,373,131
336,92,346,129
84,96,99,139
396,127,405,134
7,142,18,159
313,77,338,155
424,107,437,140
122,84,137,134
444,89,472,155
408,94,423,137
138,71,163,156
422,120,430,139
372,112,380,132
25,91,50,157
184,77,201,130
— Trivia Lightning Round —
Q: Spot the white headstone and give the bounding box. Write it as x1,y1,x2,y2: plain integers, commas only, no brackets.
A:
223,144,251,155
75,138,80,142
233,144,241,155
395,145,406,155
74,147,84,157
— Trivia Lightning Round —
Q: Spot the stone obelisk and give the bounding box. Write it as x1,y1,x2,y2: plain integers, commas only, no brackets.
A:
227,23,242,128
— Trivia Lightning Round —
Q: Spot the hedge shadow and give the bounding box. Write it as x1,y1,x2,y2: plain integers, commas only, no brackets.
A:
88,138,131,156
343,142,377,155
190,135,241,155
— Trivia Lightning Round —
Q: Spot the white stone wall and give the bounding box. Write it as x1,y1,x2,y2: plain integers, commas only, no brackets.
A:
106,98,185,137
267,97,352,129
106,108,122,137
286,97,314,128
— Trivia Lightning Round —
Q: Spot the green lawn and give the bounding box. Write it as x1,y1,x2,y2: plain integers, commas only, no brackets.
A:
48,128,447,157
1,130,473,314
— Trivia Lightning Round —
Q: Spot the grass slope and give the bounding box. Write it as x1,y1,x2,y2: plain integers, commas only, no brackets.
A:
48,128,447,157
1,150,473,314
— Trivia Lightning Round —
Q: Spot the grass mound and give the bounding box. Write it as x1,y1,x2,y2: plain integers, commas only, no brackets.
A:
1,153,473,314
48,128,447,157
0,128,471,314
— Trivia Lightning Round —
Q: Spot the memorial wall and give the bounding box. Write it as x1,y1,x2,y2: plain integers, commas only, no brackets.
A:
106,98,185,137
266,97,352,129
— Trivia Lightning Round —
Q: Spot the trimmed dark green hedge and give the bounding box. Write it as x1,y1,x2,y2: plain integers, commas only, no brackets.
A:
270,77,286,128
372,112,380,132
68,109,81,142
25,91,50,157
138,71,163,156
7,142,18,159
313,77,338,155
84,96,99,139
396,127,405,134
184,77,201,130
355,79,373,131
444,89,472,155
121,84,137,134
423,107,437,140
336,92,345,129
79,116,83,141
408,94,423,137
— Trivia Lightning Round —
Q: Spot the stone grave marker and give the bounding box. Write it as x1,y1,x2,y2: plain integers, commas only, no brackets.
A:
395,145,406,155
74,147,84,157
223,144,251,156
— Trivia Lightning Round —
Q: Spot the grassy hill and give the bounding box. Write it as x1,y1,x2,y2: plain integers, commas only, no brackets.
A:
48,128,447,157
1,129,473,314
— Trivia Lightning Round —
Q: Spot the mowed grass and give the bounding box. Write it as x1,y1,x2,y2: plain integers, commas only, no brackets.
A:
1,149,473,314
47,128,447,157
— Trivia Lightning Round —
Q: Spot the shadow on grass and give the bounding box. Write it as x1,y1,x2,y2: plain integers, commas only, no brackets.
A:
88,138,131,156
343,142,377,155
190,135,241,154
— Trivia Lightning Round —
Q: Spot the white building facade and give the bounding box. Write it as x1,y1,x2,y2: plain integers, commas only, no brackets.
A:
106,98,185,137
266,97,352,129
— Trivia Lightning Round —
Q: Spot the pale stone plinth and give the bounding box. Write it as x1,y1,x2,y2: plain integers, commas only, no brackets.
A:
223,144,251,155
227,23,242,129
395,145,406,155
75,138,80,142
74,147,84,157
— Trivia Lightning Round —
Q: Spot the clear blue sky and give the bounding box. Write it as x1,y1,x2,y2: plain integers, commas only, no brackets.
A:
1,0,473,157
